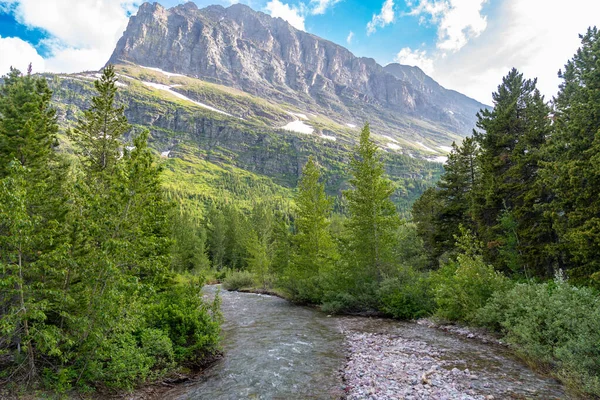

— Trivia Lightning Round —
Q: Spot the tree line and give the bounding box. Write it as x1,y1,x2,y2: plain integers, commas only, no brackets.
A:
413,27,600,287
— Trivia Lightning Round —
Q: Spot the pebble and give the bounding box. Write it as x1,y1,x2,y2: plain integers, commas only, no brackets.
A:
342,331,490,400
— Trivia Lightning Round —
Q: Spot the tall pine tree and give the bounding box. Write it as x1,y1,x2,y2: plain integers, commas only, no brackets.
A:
345,123,400,282
542,27,600,284
69,64,129,173
0,66,58,177
472,68,551,274
286,156,337,302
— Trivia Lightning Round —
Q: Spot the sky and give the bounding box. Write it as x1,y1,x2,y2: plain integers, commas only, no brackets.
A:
0,0,598,104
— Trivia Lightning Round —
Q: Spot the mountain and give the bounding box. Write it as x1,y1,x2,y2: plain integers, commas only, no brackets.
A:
107,2,486,143
45,1,489,214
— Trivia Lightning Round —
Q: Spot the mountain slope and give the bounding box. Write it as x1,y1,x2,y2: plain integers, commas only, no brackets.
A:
44,1,491,215
107,2,487,147
48,66,443,216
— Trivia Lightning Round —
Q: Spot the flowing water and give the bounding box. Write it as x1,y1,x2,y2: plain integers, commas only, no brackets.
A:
171,286,569,399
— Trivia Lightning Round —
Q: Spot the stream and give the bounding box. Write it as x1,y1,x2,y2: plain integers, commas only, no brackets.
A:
170,285,569,399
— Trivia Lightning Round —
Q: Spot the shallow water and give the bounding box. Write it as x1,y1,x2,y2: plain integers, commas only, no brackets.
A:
175,286,345,399
174,286,569,399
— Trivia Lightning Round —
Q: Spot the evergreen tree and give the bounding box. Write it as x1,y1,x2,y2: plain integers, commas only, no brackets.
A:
69,64,129,173
223,204,249,270
0,66,58,177
247,203,274,289
271,213,293,277
207,206,227,270
411,187,444,266
472,68,551,273
413,138,479,265
171,211,210,273
286,157,337,302
345,123,400,282
542,27,600,284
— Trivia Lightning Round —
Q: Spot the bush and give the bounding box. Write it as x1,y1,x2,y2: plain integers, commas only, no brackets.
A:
97,332,154,390
320,292,361,314
140,328,175,372
145,279,221,367
222,270,255,291
377,268,434,319
320,282,379,314
280,268,324,304
476,275,600,397
431,253,511,322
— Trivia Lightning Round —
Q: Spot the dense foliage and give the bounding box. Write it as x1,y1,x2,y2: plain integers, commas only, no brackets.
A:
0,66,221,394
407,28,600,396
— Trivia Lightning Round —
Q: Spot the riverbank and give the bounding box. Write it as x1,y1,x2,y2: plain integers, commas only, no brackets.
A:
223,286,569,399
338,317,569,400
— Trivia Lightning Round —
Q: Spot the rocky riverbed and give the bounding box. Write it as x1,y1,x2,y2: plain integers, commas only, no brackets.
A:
339,317,570,400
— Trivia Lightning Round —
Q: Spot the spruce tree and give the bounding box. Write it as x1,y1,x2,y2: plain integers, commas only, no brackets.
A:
433,139,479,261
472,68,551,273
542,27,600,284
345,123,399,282
208,206,227,270
411,187,444,265
0,66,58,177
287,156,337,302
69,64,129,173
294,157,335,273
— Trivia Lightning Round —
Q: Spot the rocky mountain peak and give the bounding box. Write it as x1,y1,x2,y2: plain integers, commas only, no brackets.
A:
108,2,487,137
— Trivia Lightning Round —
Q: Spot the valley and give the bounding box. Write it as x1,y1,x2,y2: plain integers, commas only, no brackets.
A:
2,1,600,399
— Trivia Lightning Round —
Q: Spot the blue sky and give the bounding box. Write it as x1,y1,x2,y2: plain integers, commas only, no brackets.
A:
0,0,598,104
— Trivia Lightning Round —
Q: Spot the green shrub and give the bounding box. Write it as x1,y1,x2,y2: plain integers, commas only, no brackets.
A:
377,268,434,319
476,275,600,397
222,270,255,291
320,282,379,314
320,292,360,314
140,328,175,372
145,280,221,367
432,253,511,322
280,270,324,304
94,331,154,390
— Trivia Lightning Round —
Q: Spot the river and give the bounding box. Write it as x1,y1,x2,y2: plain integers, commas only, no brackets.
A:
169,285,569,399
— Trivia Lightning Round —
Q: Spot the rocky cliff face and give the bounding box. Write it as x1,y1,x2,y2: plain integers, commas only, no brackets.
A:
108,2,486,137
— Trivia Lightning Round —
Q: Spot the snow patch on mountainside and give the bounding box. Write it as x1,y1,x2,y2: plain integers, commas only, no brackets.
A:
438,145,453,153
141,81,232,116
321,134,336,141
416,142,438,153
382,135,399,143
288,112,309,120
346,123,357,128
140,66,187,78
387,143,401,150
429,156,448,163
281,120,314,134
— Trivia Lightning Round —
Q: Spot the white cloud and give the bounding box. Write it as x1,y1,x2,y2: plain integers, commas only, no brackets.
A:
418,0,600,104
265,0,306,31
0,36,45,76
409,0,488,52
346,31,354,44
7,0,139,73
311,0,342,15
367,0,395,35
395,47,434,74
